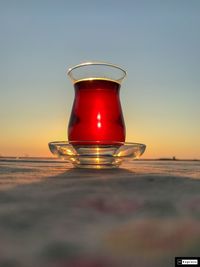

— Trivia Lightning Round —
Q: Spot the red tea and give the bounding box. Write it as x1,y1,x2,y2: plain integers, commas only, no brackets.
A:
68,78,126,145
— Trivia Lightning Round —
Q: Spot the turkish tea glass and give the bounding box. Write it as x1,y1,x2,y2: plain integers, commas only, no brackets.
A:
48,62,146,168
67,62,126,145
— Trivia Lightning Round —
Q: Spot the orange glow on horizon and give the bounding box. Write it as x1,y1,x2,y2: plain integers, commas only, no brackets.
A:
0,131,199,159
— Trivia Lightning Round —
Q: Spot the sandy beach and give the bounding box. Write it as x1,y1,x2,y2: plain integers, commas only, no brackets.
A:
0,159,199,267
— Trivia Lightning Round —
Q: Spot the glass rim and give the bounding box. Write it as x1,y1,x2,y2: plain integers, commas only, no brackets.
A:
67,61,127,82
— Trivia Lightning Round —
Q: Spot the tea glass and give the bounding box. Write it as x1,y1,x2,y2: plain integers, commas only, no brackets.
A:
67,62,126,145
49,62,146,168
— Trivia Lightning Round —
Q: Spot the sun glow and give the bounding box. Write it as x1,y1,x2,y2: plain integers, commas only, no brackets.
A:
97,112,102,128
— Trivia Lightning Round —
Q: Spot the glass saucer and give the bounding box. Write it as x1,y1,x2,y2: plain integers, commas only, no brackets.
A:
48,141,146,169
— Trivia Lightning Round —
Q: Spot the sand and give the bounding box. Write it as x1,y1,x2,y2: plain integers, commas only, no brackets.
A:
0,159,199,267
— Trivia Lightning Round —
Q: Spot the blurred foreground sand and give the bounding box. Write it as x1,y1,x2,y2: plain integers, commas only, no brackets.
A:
0,159,199,267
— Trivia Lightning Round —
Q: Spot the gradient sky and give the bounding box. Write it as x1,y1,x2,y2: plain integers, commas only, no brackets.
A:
0,0,200,159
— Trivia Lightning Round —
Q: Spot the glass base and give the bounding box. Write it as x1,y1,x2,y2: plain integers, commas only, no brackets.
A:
48,141,146,169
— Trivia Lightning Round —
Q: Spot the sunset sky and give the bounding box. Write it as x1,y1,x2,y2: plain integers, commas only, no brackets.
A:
0,0,200,159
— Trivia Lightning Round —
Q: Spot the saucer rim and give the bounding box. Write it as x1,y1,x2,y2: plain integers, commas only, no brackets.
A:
48,141,146,147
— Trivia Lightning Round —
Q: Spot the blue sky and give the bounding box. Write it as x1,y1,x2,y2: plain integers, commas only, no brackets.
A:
0,0,200,158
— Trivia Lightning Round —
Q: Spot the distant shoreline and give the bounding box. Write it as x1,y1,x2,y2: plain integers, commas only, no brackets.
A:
0,157,199,162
